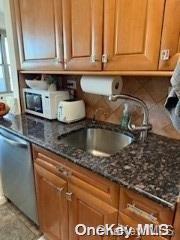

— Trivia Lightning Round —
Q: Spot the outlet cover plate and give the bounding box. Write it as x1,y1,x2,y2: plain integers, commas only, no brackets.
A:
67,80,77,90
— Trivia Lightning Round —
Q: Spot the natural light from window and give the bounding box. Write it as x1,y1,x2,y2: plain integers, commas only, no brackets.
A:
0,31,12,93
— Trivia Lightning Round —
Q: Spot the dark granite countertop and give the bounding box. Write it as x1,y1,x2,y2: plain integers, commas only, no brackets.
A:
0,114,179,209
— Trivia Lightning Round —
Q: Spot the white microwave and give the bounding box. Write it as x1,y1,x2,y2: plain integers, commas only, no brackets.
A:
23,88,70,119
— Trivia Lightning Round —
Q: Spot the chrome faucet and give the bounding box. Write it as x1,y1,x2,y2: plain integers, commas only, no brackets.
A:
92,108,108,123
109,94,152,141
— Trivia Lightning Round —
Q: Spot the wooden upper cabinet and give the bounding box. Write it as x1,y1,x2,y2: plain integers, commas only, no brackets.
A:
103,0,165,71
159,0,180,70
62,0,103,71
14,0,64,70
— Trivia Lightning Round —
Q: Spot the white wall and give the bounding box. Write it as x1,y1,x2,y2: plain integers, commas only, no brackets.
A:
0,0,20,114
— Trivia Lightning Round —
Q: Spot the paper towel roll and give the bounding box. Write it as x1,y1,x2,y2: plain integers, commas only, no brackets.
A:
80,76,123,96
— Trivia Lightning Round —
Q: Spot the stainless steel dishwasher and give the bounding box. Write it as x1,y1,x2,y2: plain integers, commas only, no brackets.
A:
0,128,38,224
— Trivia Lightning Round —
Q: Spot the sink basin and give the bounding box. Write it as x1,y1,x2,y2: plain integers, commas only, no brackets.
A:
59,128,133,157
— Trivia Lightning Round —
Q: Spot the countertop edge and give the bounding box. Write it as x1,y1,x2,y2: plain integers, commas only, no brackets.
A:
0,124,176,210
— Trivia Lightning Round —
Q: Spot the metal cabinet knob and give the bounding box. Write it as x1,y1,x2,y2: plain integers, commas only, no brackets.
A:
65,192,73,201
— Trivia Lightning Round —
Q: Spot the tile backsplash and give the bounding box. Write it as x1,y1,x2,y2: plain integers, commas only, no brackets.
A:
74,76,180,140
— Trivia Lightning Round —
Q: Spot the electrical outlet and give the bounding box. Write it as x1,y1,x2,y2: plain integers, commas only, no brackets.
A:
67,80,77,90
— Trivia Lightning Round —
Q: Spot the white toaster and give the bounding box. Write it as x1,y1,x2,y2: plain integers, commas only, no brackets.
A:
57,100,86,123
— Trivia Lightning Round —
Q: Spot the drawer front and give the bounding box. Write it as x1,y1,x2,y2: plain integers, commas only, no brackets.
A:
119,188,174,226
118,212,168,240
33,145,119,208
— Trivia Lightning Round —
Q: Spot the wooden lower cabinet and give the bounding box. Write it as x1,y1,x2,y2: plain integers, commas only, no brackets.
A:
118,188,174,240
33,146,119,240
171,202,180,240
33,146,177,240
34,163,68,240
68,182,118,240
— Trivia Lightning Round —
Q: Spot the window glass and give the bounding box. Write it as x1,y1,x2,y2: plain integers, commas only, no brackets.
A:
0,33,12,93
8,65,13,89
5,37,10,65
0,45,2,64
0,66,6,92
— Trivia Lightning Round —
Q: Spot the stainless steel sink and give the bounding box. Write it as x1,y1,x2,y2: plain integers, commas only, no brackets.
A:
59,128,133,157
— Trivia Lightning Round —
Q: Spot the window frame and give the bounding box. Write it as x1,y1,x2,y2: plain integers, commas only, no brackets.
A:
0,29,12,94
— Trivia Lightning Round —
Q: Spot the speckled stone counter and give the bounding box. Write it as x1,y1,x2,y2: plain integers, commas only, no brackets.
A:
0,114,179,209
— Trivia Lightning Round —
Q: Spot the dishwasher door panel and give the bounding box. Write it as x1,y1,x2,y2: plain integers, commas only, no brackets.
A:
0,129,38,224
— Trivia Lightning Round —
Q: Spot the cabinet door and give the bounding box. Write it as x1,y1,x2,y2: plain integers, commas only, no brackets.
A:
103,0,165,71
34,163,68,240
68,183,118,240
159,0,180,70
14,0,64,70
62,0,103,70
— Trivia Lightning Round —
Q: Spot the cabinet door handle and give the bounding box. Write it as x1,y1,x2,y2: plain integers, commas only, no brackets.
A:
57,187,64,193
91,55,99,63
161,49,170,61
127,203,158,224
102,54,108,63
43,178,64,193
56,166,71,177
66,192,73,201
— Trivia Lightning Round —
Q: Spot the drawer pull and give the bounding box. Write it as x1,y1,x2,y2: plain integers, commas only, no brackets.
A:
56,166,71,177
127,204,158,224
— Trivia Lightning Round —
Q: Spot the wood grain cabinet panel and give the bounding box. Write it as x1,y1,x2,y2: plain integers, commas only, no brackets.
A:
62,0,103,70
118,188,174,240
33,145,119,240
14,0,64,70
159,0,180,70
103,0,165,71
171,201,180,240
68,183,118,240
34,163,68,240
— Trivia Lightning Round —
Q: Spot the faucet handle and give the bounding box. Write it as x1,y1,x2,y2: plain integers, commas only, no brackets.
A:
128,122,152,132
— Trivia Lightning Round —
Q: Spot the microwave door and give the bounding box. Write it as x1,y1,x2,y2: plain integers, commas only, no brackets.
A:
25,93,43,113
25,93,34,110
34,95,43,113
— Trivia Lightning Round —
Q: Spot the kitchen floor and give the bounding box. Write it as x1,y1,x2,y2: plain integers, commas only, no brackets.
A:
0,201,41,240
